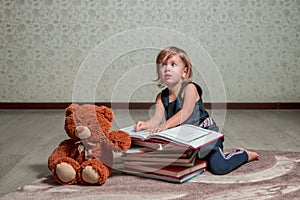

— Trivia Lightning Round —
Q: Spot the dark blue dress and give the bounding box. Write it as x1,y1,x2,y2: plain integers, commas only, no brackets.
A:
160,82,248,175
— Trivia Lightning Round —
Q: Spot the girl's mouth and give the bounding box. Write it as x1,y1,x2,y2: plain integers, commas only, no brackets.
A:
165,74,171,79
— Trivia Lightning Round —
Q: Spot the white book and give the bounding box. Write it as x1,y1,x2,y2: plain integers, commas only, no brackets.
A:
121,124,224,150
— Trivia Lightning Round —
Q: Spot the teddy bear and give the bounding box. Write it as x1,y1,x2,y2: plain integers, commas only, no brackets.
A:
48,103,131,185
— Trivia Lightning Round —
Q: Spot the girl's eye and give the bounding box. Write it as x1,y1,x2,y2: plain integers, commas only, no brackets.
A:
161,63,167,67
171,63,177,67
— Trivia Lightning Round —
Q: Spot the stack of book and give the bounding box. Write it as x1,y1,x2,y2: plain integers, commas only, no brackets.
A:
119,124,224,183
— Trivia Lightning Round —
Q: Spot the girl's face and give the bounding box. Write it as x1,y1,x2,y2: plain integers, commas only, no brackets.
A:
159,54,187,86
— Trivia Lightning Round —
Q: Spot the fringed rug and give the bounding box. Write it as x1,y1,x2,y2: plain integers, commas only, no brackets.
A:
1,150,299,200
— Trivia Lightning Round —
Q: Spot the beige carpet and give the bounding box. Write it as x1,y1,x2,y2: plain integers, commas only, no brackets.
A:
1,150,299,200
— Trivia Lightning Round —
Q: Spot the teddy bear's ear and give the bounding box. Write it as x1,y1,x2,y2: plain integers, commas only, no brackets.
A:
65,103,79,116
96,105,114,122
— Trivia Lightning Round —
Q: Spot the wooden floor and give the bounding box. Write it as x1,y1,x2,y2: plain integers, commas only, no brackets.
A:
0,109,299,196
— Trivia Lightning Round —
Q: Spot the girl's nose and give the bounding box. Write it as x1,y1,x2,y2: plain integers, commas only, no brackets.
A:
164,64,171,71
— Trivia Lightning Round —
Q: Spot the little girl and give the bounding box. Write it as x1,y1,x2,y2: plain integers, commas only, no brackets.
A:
135,46,259,175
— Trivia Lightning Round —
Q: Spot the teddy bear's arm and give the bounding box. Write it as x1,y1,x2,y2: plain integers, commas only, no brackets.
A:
105,130,131,152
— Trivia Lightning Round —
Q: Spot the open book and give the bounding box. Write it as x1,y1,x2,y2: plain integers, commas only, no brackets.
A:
121,124,224,150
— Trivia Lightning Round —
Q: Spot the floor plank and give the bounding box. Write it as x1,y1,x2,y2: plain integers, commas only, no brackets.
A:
0,109,299,196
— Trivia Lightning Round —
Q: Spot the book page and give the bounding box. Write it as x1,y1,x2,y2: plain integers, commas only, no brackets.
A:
121,126,151,140
150,124,223,148
153,124,212,143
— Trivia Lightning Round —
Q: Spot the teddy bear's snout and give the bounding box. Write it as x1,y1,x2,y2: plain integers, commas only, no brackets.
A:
75,126,91,139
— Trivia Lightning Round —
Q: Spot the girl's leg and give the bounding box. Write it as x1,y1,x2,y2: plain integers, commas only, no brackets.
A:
237,148,260,162
200,122,258,175
204,139,248,175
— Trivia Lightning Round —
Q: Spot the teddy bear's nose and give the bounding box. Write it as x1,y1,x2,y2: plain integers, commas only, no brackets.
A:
75,126,91,139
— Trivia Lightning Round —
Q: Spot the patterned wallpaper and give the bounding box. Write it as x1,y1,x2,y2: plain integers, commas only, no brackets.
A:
0,0,299,103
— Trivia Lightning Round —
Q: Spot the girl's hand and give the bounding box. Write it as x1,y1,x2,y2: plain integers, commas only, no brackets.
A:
146,124,167,134
134,121,147,132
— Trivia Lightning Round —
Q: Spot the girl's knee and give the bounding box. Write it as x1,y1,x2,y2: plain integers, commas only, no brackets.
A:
209,164,232,175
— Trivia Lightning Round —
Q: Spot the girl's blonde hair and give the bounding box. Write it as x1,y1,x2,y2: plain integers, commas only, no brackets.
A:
154,46,193,88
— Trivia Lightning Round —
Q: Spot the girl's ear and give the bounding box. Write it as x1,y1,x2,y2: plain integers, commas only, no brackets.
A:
182,67,188,78
184,67,188,73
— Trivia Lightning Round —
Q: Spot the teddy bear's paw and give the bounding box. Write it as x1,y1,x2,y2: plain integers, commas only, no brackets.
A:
81,161,110,185
56,162,77,184
82,166,100,184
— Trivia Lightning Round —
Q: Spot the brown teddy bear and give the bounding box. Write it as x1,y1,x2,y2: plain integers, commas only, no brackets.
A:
48,104,131,185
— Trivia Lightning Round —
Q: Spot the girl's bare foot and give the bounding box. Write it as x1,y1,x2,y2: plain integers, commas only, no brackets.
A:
237,148,260,162
245,150,260,162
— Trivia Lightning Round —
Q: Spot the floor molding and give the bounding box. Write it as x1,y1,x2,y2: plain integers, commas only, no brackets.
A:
0,102,299,109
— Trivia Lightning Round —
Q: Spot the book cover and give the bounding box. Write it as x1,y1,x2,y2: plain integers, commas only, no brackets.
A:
131,140,164,150
124,159,207,178
124,146,194,159
121,124,224,150
123,160,196,167
131,140,195,152
124,151,191,159
123,168,205,184
122,150,197,165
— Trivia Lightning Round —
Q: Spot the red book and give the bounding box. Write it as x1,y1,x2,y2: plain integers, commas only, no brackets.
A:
124,159,207,178
123,168,205,184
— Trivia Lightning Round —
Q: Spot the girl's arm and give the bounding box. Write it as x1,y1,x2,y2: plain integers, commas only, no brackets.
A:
149,84,199,133
135,92,165,131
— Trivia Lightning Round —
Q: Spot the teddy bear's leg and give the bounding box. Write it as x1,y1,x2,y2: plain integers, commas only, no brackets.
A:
81,159,110,185
51,158,81,185
56,163,76,183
